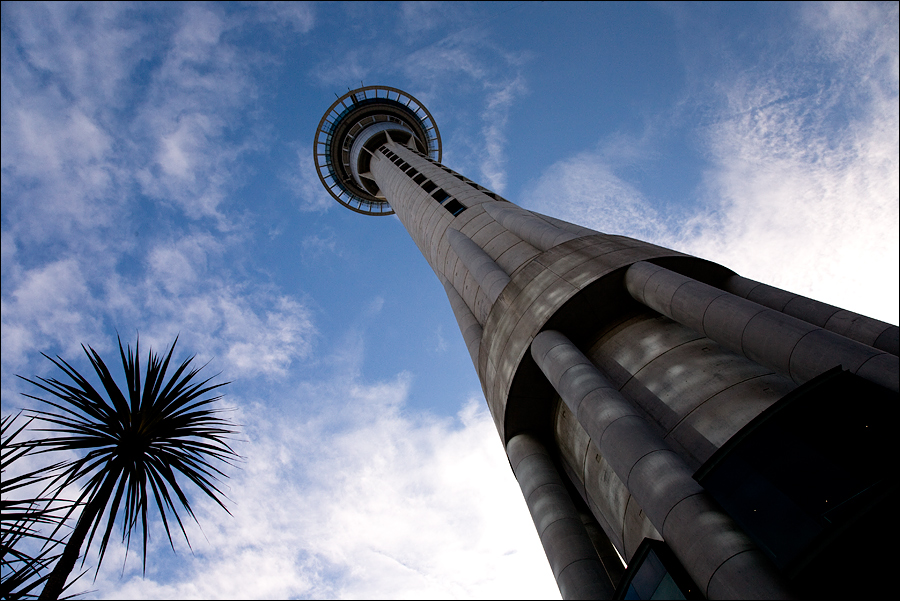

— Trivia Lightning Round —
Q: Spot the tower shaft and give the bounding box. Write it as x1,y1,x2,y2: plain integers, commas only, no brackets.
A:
316,87,899,600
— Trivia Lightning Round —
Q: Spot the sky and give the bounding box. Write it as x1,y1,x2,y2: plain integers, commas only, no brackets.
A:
1,1,897,599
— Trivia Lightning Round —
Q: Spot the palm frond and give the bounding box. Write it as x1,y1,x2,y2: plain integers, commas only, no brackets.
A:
1,414,76,600
18,335,240,591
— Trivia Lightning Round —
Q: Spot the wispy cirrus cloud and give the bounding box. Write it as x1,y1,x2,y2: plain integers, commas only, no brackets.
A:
2,2,272,250
289,150,336,213
110,232,317,378
1,259,105,375
479,75,527,193
522,149,667,243
403,34,530,193
305,3,530,194
3,234,316,387
249,1,316,34
129,5,265,223
523,2,898,324
675,1,898,322
2,3,318,383
88,375,558,600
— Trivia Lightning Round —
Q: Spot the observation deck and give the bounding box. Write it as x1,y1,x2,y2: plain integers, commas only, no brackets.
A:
313,85,442,215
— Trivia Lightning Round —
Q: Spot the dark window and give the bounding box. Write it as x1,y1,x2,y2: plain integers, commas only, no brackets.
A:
421,180,436,193
695,367,896,597
406,168,418,177
413,174,426,185
613,539,701,600
432,189,450,204
443,199,466,216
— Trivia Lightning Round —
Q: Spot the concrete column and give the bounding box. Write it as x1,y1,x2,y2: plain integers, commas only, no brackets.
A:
723,274,899,356
625,261,899,393
531,330,793,600
507,433,616,600
483,202,577,251
576,504,625,589
531,209,601,238
447,228,510,304
440,276,483,369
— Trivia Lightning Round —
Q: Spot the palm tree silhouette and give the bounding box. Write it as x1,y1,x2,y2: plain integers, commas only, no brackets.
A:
18,336,239,601
1,413,78,600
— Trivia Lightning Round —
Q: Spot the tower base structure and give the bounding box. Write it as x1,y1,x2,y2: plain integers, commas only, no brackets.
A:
315,86,899,599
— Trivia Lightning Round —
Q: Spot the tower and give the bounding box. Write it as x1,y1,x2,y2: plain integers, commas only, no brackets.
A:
314,86,897,599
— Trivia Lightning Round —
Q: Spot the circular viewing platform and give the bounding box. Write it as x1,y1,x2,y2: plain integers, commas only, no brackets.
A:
313,85,442,216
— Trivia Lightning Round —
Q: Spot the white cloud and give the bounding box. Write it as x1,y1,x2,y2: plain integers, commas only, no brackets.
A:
131,5,263,223
89,376,559,600
366,295,385,316
219,296,315,377
397,25,531,192
2,4,318,380
1,259,104,374
251,1,316,33
675,1,899,323
2,233,317,385
1,2,148,112
291,150,336,213
479,75,527,193
309,48,379,88
434,324,448,353
146,235,215,295
130,234,317,378
522,151,667,243
2,4,147,248
1,79,124,245
399,1,453,34
300,231,340,264
523,2,898,325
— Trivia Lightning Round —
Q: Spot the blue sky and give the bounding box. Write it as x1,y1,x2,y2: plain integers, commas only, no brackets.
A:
2,2,897,599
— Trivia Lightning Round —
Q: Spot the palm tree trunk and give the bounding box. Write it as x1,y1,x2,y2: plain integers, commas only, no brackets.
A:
38,488,110,601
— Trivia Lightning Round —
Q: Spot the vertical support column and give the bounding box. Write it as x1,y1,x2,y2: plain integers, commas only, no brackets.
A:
507,433,616,600
440,276,483,369
483,202,577,251
531,209,601,238
447,228,511,304
576,504,625,589
722,274,899,356
625,261,898,392
531,330,793,600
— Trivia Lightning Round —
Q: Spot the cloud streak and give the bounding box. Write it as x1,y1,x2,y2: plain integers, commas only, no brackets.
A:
677,1,898,322
2,2,317,387
90,376,558,600
523,2,898,324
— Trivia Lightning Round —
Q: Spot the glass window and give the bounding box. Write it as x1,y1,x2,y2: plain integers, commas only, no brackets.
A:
695,367,895,597
615,539,701,600
443,199,466,217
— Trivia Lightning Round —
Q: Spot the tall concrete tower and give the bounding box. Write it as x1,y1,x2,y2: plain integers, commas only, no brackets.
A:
314,86,897,600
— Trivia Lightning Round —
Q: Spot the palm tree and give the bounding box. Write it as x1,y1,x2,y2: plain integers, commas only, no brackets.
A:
17,336,240,601
1,414,77,600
